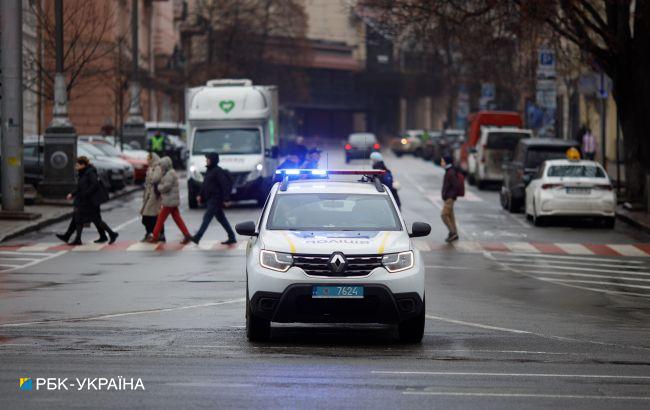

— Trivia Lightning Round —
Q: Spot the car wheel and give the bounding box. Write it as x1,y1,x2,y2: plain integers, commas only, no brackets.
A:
398,299,425,343
414,148,422,158
476,177,485,190
395,152,403,158
246,294,271,342
500,189,509,210
532,202,544,226
602,217,615,229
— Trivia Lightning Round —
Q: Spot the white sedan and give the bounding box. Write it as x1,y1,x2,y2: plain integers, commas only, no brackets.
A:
525,159,616,228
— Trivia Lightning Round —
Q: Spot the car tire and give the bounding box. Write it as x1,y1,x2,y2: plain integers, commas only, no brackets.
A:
414,148,422,158
246,294,271,342
476,177,485,190
398,300,425,344
602,217,615,229
532,202,544,226
395,152,403,158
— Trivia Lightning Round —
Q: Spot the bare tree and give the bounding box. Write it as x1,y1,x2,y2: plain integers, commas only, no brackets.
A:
23,0,117,103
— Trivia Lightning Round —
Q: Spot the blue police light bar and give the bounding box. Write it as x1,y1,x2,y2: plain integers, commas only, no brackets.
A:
275,169,386,176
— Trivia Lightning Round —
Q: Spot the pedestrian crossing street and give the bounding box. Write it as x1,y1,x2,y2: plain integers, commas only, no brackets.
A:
1,240,650,257
486,251,650,298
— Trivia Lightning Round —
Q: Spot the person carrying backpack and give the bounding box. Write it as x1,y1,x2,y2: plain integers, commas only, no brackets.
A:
441,154,463,243
191,152,237,245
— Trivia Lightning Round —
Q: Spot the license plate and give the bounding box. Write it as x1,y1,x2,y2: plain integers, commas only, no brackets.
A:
566,187,591,195
312,286,364,299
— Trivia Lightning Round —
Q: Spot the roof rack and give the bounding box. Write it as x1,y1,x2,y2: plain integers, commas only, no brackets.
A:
275,169,387,193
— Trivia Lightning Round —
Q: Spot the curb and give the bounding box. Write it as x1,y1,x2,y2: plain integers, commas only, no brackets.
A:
616,210,650,235
0,185,143,243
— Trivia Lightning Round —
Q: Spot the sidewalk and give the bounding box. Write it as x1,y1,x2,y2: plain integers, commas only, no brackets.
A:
616,205,650,234
0,185,142,243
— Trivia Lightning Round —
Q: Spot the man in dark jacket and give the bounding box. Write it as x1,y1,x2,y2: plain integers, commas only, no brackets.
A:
441,154,459,243
192,152,236,245
56,156,118,245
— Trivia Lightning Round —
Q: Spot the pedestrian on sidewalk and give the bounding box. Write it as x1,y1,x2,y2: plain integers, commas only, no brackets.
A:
148,156,193,244
56,156,118,245
582,128,597,160
440,154,460,243
370,152,401,209
192,152,237,245
139,153,165,242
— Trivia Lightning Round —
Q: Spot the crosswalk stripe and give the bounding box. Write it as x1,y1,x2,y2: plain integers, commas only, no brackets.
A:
504,242,539,254
126,242,159,251
71,243,108,252
453,241,483,253
532,243,566,254
525,270,650,282
414,240,431,252
537,277,650,291
584,244,621,257
555,243,594,255
182,240,220,251
18,243,59,252
607,244,648,257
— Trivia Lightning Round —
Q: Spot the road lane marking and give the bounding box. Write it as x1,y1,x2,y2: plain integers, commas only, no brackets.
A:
536,277,650,290
556,243,595,255
113,216,141,232
18,243,59,252
534,280,650,298
373,371,650,380
425,314,531,334
413,240,431,252
503,263,650,276
0,251,67,274
525,270,650,282
126,242,159,251
425,265,468,270
71,243,108,252
0,297,245,327
453,241,483,253
489,257,648,270
401,391,650,400
608,244,649,257
504,241,539,253
489,252,644,263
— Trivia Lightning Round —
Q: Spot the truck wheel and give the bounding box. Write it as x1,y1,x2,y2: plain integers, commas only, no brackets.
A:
246,296,271,342
398,300,425,343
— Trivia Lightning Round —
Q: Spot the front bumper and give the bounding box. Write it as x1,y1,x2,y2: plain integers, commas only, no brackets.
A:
250,284,423,324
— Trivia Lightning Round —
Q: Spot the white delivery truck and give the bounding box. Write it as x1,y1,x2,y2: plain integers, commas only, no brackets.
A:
185,79,280,208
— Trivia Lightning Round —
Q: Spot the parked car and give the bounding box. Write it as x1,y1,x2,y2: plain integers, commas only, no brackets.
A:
525,159,615,228
420,131,442,160
391,130,424,157
459,111,524,172
21,139,112,191
468,127,533,189
78,142,134,191
345,132,380,163
500,138,579,212
433,129,464,165
80,136,148,183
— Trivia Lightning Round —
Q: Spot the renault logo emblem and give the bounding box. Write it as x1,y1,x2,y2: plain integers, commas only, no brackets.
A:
329,252,347,273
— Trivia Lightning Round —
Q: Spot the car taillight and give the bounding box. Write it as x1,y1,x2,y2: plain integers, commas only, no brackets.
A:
481,144,487,163
373,143,380,150
345,144,352,150
595,184,613,190
542,183,563,190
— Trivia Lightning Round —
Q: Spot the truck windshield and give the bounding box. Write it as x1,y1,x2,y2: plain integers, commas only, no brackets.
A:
486,132,529,150
267,193,401,231
193,128,262,155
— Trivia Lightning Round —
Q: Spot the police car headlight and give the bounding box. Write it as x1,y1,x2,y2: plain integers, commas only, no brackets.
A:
382,251,414,272
260,250,293,272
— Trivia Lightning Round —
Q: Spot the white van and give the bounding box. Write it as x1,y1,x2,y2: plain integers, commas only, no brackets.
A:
185,79,280,208
469,126,532,189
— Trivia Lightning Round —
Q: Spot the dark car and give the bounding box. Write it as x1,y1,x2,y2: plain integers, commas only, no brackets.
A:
500,138,580,212
21,140,112,191
344,132,380,163
145,122,188,168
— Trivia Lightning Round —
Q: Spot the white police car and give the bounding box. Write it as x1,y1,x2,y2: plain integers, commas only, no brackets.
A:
235,169,431,342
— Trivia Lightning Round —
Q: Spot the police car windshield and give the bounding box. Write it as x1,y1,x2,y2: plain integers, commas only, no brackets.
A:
267,193,401,231
193,128,262,155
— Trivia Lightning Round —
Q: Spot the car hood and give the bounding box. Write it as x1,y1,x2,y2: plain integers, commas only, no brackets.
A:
260,230,410,255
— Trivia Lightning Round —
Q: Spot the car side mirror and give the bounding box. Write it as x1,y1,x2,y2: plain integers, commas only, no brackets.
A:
265,146,280,159
235,221,258,236
409,222,431,238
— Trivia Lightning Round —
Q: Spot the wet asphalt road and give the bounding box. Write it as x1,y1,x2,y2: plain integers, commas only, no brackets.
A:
1,147,650,409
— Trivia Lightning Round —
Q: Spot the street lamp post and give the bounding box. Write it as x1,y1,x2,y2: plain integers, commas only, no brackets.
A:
0,0,25,212
40,0,78,199
121,0,146,150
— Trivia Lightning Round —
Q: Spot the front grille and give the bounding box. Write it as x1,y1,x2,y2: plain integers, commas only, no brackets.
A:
292,254,383,277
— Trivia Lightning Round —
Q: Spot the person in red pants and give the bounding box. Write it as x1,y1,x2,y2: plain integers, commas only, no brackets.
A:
148,157,193,244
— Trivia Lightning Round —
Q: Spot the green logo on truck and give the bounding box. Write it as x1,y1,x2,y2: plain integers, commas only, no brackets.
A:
219,100,235,114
